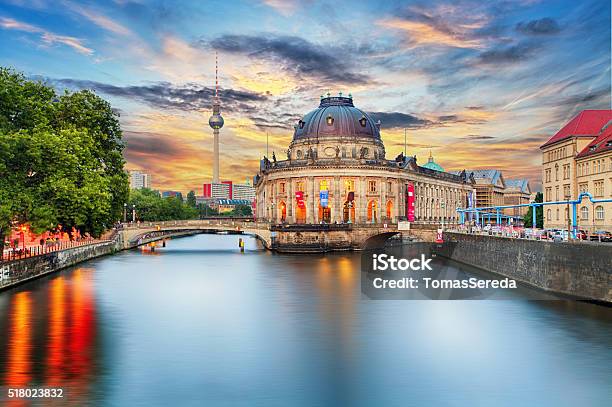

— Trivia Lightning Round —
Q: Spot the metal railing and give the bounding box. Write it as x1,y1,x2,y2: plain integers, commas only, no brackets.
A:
1,238,109,263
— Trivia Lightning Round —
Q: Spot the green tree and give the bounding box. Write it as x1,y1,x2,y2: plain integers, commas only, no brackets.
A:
231,204,253,217
128,188,197,221
197,202,218,218
186,190,197,208
524,192,543,228
0,67,128,240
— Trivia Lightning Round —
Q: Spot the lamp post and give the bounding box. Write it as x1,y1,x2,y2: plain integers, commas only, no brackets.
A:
123,203,127,223
132,204,136,223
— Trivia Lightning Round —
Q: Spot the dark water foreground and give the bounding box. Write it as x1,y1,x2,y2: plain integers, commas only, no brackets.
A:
0,234,611,406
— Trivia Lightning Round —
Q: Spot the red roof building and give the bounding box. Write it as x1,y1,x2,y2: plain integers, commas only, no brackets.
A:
540,109,612,231
540,110,612,148
575,122,612,159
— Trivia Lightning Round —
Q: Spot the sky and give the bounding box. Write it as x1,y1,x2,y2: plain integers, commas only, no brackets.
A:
0,0,610,193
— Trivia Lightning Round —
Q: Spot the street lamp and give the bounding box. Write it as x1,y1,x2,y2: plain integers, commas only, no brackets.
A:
123,203,127,223
132,204,136,223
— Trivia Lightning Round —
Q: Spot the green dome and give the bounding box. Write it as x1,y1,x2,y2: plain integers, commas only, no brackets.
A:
422,152,444,172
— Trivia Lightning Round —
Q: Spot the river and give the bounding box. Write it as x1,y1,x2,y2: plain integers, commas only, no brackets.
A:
0,234,611,406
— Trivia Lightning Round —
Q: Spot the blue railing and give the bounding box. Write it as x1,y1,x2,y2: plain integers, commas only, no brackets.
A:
456,192,612,239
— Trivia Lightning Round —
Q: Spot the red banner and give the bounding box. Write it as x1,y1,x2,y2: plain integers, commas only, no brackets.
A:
296,191,305,208
406,183,415,222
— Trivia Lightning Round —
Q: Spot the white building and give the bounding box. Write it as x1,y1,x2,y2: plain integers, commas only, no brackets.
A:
129,170,152,189
232,182,256,202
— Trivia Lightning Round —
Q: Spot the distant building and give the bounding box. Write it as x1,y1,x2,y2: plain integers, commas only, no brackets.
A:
214,199,253,214
129,170,152,189
503,179,531,218
456,170,506,209
162,191,183,200
232,182,256,202
203,181,232,199
540,110,612,230
421,152,444,172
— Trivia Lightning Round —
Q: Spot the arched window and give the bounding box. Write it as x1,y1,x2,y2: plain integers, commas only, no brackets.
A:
326,115,334,126
556,209,559,220
581,206,589,220
595,206,604,220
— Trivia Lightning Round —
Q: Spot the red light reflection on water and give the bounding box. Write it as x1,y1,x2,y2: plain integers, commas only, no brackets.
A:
1,269,98,403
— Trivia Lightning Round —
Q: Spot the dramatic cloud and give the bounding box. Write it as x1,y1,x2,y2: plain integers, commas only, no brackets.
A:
206,34,371,84
51,78,268,112
0,17,93,55
377,4,490,49
460,134,496,140
477,42,537,65
516,18,561,35
367,112,433,129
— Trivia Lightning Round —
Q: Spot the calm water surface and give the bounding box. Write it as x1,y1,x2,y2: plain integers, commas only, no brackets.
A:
0,234,611,406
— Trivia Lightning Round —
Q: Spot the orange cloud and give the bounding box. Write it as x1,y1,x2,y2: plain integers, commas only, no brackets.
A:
377,18,484,49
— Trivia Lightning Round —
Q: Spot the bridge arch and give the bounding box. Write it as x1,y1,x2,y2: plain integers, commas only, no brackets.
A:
361,231,399,250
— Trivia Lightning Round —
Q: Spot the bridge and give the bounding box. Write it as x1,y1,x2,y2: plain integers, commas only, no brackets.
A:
117,219,405,252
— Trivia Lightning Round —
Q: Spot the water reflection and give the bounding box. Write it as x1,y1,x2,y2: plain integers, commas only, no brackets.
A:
0,269,98,404
0,234,610,406
5,292,32,388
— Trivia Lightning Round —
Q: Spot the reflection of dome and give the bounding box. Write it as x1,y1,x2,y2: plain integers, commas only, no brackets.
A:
292,95,380,141
209,114,224,130
422,152,444,172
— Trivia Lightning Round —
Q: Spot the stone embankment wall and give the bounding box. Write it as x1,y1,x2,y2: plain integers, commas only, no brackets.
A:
440,232,612,302
0,237,123,291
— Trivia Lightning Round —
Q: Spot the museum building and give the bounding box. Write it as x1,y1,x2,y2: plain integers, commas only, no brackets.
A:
254,94,476,224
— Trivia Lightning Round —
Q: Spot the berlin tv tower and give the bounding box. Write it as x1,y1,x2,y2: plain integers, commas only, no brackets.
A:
208,52,224,184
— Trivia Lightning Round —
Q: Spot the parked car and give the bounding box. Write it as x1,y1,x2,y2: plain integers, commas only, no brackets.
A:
589,231,612,242
552,229,569,242
575,230,589,240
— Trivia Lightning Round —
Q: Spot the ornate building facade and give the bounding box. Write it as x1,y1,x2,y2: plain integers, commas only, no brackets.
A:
254,95,475,225
541,110,612,230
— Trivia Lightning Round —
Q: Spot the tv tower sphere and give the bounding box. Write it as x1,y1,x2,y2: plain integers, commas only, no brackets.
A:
209,112,224,129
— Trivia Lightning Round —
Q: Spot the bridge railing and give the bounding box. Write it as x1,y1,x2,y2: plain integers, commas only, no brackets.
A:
117,220,271,230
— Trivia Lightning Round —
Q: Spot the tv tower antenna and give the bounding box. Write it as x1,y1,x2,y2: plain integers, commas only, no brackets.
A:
208,51,224,184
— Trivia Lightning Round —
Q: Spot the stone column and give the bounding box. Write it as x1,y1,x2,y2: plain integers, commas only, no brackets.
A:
394,180,400,221
288,178,294,223
359,177,367,224
271,181,277,223
333,176,341,223
381,178,387,223
307,176,315,223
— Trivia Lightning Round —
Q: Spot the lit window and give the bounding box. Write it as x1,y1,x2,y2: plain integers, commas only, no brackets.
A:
319,180,328,191
344,179,355,192
326,115,334,126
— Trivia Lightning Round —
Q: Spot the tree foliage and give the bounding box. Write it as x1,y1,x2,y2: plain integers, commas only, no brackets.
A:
186,190,197,208
0,67,128,238
128,188,197,221
231,204,253,216
523,192,543,228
